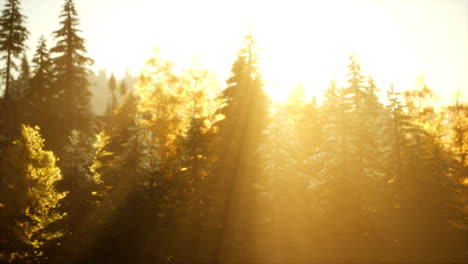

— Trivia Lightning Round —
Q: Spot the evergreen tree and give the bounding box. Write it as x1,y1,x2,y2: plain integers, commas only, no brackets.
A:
0,0,28,140
105,73,117,116
309,59,387,261
211,30,269,262
445,92,468,172
86,112,161,263
119,79,127,96
0,125,66,263
168,68,221,262
257,104,310,262
384,85,466,262
50,0,94,147
298,96,322,158
12,54,30,99
11,54,31,132
23,37,55,135
50,129,99,264
0,0,28,101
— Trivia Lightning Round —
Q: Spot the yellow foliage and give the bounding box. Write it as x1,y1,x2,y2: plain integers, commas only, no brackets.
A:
4,125,67,256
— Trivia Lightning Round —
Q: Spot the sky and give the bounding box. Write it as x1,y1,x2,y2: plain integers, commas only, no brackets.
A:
18,0,468,105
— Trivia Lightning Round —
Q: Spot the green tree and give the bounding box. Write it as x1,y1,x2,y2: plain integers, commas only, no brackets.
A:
12,54,30,99
10,54,31,134
23,37,55,137
0,0,28,141
50,129,100,263
50,0,94,146
0,0,28,101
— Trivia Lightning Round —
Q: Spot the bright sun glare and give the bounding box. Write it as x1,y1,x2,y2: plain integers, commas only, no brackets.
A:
37,0,465,105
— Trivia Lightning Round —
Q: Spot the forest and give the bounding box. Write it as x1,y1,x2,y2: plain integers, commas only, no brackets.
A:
0,0,467,263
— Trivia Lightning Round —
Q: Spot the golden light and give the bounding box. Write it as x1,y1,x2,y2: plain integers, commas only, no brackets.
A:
72,0,467,106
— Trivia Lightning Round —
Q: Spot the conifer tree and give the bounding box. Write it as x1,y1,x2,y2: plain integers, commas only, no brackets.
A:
212,30,269,262
310,80,347,181
0,0,28,140
168,68,221,262
384,85,466,261
52,129,100,263
85,112,161,263
343,56,371,174
402,82,435,158
10,54,31,132
12,54,30,99
384,84,409,192
445,92,468,171
0,0,28,101
24,37,55,134
298,96,322,158
257,104,309,261
109,113,157,204
119,80,127,96
105,73,117,116
51,0,94,145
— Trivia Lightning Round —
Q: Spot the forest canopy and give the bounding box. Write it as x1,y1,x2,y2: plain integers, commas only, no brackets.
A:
0,0,467,263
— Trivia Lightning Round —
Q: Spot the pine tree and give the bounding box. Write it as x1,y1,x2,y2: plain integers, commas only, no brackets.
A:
384,84,409,193
445,92,468,171
402,79,439,162
51,129,99,263
310,80,347,182
51,0,94,145
12,54,30,99
119,80,127,97
298,96,322,158
85,112,161,263
0,125,66,263
308,59,387,261
257,104,310,261
0,0,28,141
343,55,369,174
105,73,117,116
23,37,55,134
0,0,28,101
211,30,269,262
111,113,156,201
10,54,31,133
168,68,221,262
383,85,466,262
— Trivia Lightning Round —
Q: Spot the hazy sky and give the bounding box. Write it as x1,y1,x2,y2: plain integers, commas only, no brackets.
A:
19,0,468,104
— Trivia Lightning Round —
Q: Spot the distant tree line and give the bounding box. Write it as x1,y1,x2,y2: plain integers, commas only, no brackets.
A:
0,0,466,263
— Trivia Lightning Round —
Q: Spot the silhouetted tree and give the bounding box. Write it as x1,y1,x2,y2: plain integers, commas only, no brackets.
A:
0,0,28,101
22,37,55,137
50,0,94,148
119,79,127,97
212,30,269,262
0,0,28,140
104,73,117,116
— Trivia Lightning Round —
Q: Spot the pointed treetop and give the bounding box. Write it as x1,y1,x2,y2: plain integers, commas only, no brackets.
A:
109,73,117,92
120,80,128,96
